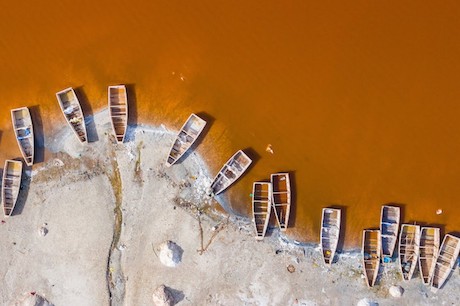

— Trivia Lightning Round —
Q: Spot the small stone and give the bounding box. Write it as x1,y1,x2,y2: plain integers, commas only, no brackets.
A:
15,292,54,306
152,285,174,306
389,285,404,298
158,241,183,267
38,226,48,237
287,264,295,273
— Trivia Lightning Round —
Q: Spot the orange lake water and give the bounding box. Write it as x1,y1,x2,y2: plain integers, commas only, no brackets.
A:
1,1,459,248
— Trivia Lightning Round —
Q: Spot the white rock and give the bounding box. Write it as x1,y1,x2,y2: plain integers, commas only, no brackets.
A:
158,241,183,267
152,285,174,306
389,285,404,298
13,292,54,306
38,226,48,237
357,298,378,306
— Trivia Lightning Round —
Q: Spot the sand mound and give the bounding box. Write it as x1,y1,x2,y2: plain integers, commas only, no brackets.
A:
12,292,54,306
158,241,183,267
152,285,175,306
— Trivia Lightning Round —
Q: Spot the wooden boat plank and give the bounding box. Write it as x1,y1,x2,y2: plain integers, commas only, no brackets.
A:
210,150,252,195
252,182,272,240
11,107,35,166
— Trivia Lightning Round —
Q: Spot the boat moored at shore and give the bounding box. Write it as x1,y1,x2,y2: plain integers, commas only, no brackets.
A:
1,160,23,217
321,208,342,266
209,150,252,195
56,87,87,143
270,173,291,231
399,224,421,281
362,229,381,287
419,227,440,285
108,85,128,143
11,107,34,166
380,205,400,262
252,182,272,240
431,234,460,292
166,113,206,167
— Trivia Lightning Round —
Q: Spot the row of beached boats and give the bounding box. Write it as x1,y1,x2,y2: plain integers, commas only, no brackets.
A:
3,86,256,217
362,205,460,292
1,86,129,217
3,86,459,293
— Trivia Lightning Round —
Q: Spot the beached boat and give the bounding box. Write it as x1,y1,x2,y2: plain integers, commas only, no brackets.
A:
431,234,460,292
108,85,128,143
362,229,381,287
209,150,252,195
321,208,342,266
270,173,291,231
252,182,272,240
166,114,206,167
419,227,440,285
56,87,87,143
399,224,421,281
1,160,23,217
11,107,34,166
380,205,400,262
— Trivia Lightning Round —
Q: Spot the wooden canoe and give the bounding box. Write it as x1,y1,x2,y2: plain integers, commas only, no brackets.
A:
321,208,341,266
252,182,271,240
419,227,440,285
380,205,400,262
209,150,252,195
56,87,87,143
1,160,23,217
11,107,34,166
108,85,128,143
166,113,206,167
362,229,381,287
270,173,291,231
431,234,460,292
399,224,421,281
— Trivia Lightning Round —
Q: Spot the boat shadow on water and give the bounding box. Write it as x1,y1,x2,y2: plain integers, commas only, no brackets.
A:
122,84,138,143
74,86,99,143
11,162,32,217
29,105,45,163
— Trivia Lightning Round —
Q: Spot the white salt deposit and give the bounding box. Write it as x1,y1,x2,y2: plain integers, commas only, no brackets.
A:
158,241,183,267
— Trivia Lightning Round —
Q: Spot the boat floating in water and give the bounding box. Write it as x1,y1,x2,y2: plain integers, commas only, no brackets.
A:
108,85,128,143
252,182,272,240
362,229,381,287
431,234,460,292
11,107,34,166
56,87,87,143
1,160,23,217
380,205,400,262
209,150,252,195
270,173,291,231
419,227,440,285
399,224,421,281
166,113,206,167
321,208,342,266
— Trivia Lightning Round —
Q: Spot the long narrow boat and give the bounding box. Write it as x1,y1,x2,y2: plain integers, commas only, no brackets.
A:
419,227,440,285
321,208,342,266
399,224,421,281
56,87,87,143
108,85,128,143
209,150,252,195
362,229,381,287
1,160,23,217
431,234,460,292
380,205,400,262
166,114,206,167
252,182,272,240
11,107,34,166
270,173,291,231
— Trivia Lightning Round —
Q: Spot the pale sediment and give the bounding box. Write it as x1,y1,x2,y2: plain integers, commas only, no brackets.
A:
0,109,459,305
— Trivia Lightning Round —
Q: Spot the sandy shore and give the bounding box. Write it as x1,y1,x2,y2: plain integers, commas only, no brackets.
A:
0,110,459,306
